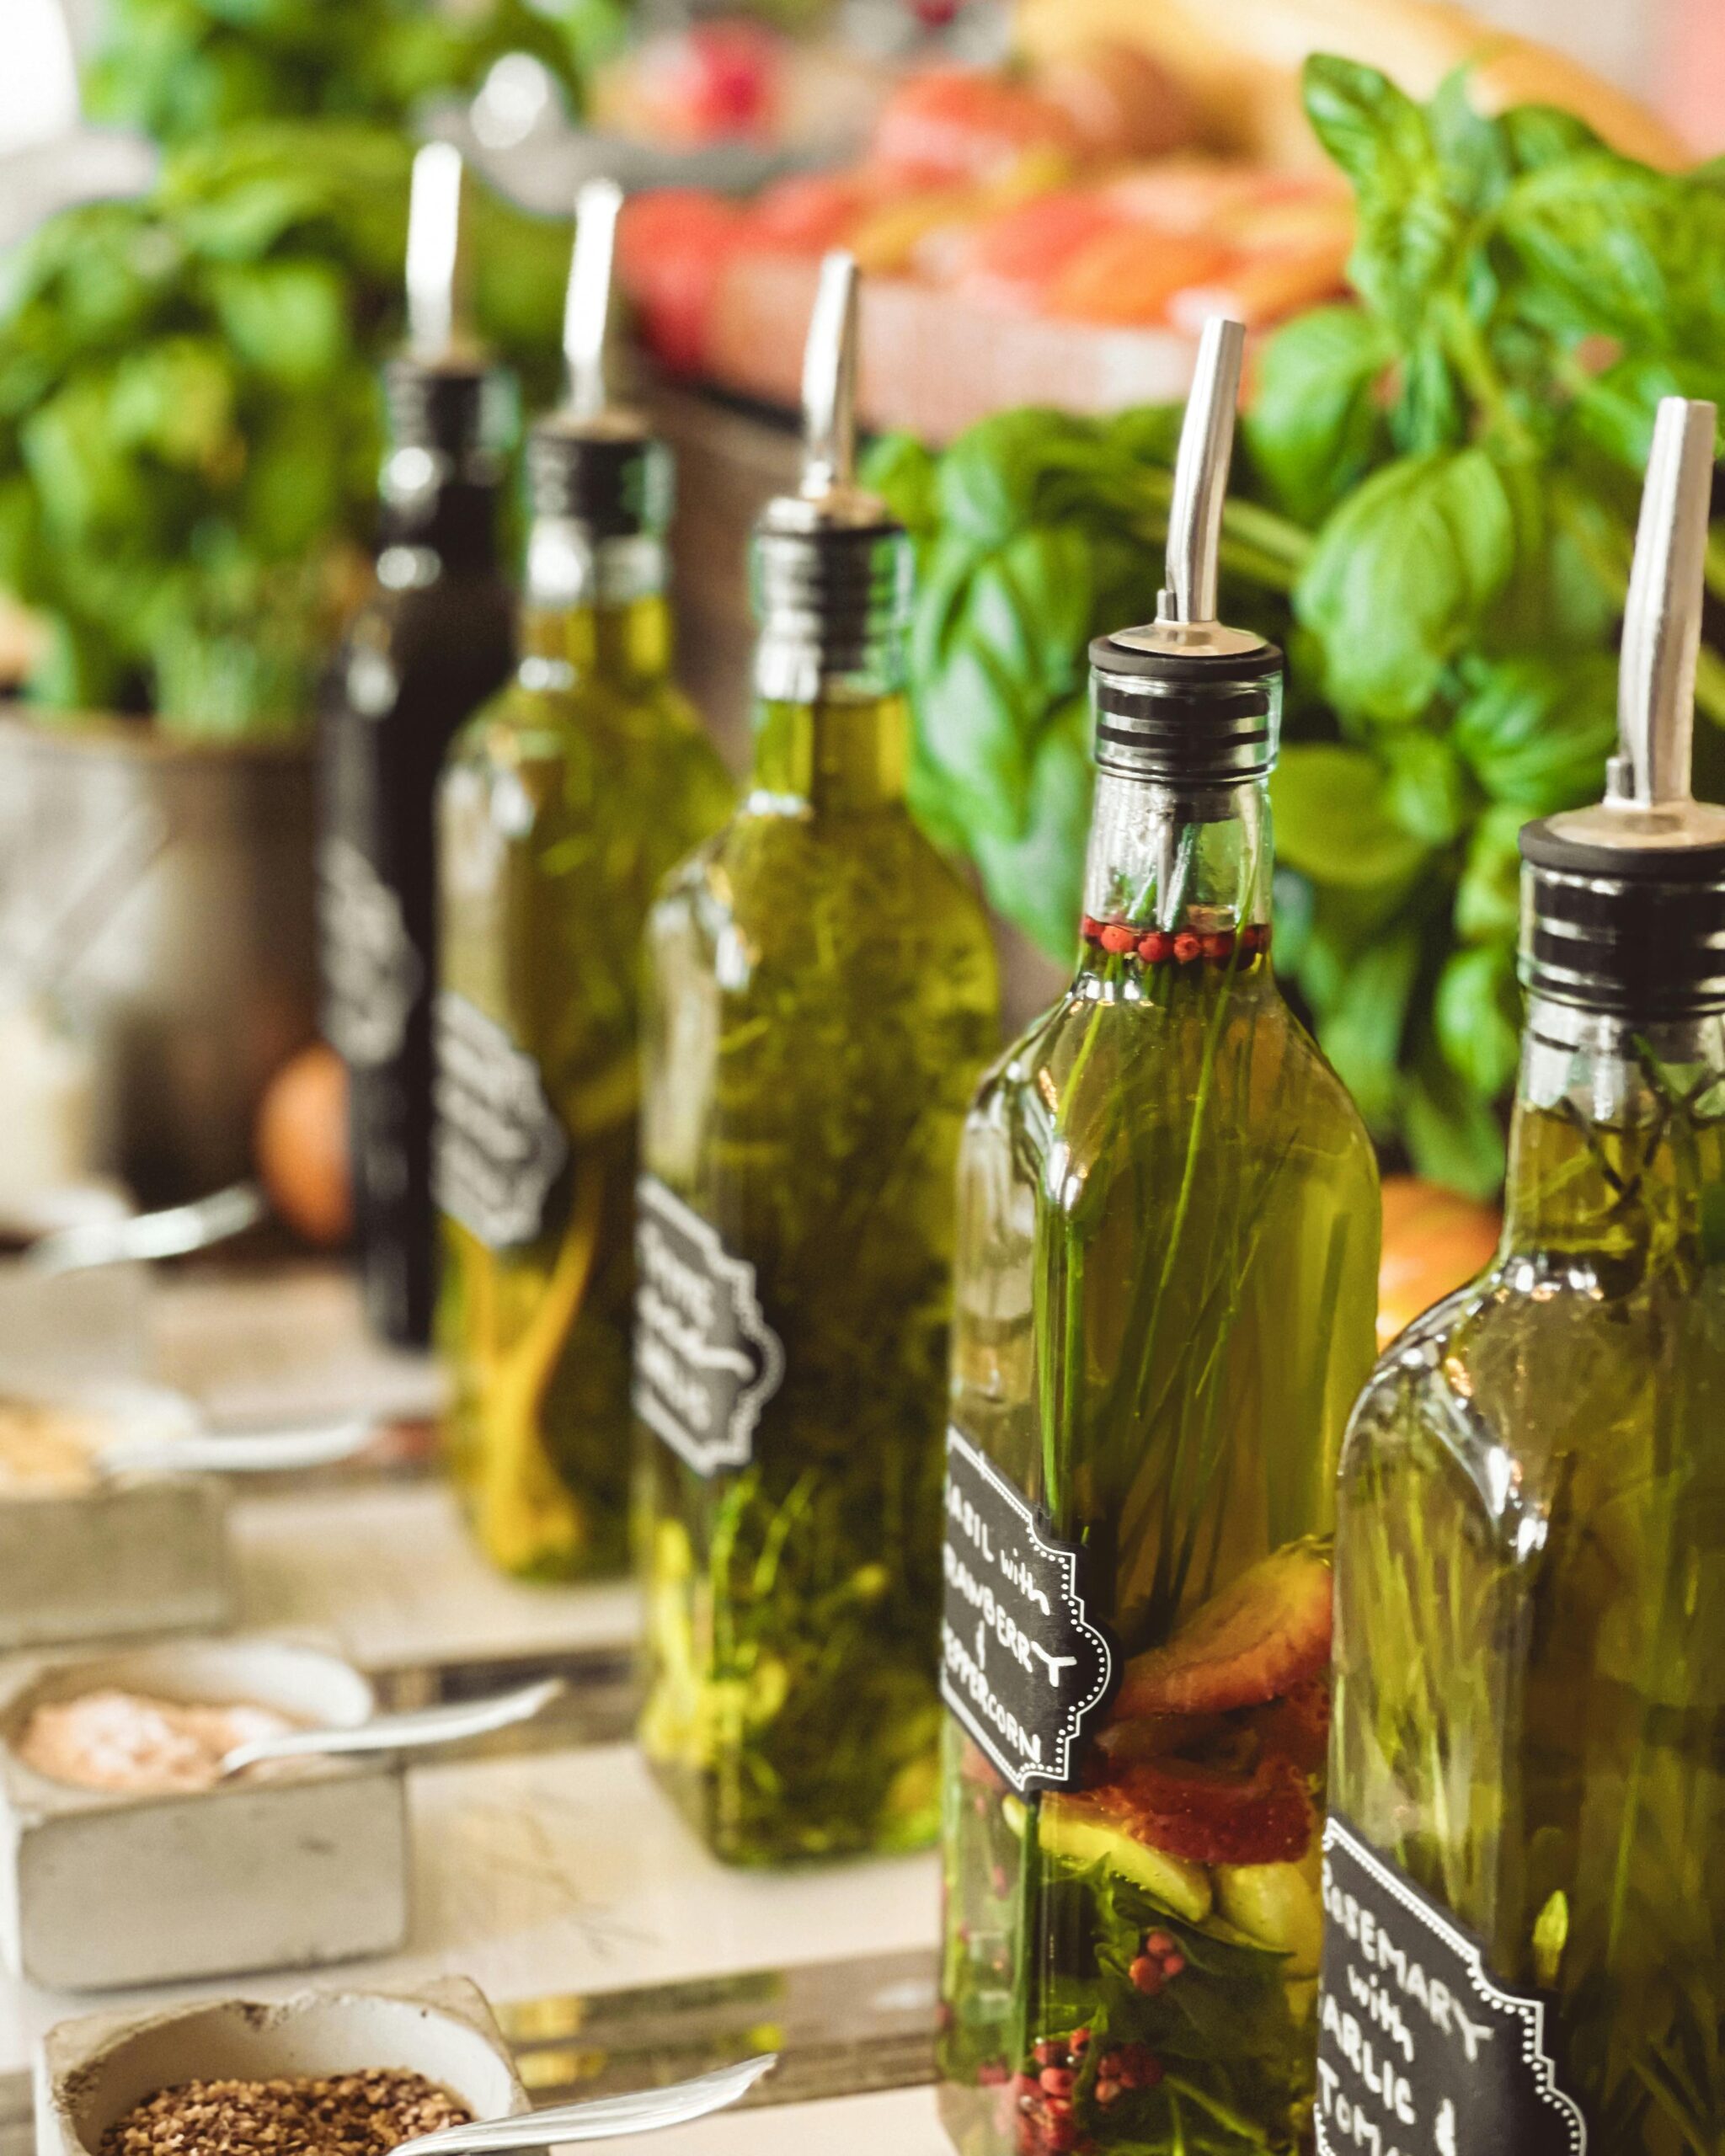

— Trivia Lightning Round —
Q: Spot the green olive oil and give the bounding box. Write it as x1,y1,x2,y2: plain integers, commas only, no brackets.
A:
634,254,1000,1864
435,184,732,1581
937,323,1380,2156
1323,397,1725,2155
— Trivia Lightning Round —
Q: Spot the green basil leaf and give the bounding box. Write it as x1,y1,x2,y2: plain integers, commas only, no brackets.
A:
1314,921,1423,1129
1498,104,1606,173
1272,743,1433,887
1402,1032,1508,1197
108,335,237,472
919,636,1041,843
1385,731,1471,846
1500,156,1725,351
1244,305,1395,524
862,432,939,538
1425,66,1511,219
206,259,347,386
1453,802,1526,943
1302,55,1465,339
966,697,1092,959
1453,654,1617,812
937,408,1107,544
1434,942,1520,1099
1295,447,1517,723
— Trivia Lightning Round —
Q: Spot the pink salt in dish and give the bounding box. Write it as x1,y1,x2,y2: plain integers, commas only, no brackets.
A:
15,1689,302,1795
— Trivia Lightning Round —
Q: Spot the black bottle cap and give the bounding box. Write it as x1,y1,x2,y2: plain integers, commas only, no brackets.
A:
384,358,508,467
1519,397,1725,1016
526,415,672,539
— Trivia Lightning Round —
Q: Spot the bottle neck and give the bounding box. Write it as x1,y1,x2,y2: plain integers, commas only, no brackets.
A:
1076,771,1274,986
378,461,500,571
519,525,673,694
749,686,908,815
1503,996,1725,1254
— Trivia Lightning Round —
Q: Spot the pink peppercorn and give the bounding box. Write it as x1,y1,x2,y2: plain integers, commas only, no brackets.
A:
1129,1955,1163,1995
1039,2069,1075,2099
1137,931,1172,963
1172,931,1201,963
1146,1931,1174,1956
1099,922,1136,955
1162,1951,1186,1978
1080,915,1103,944
1201,930,1236,962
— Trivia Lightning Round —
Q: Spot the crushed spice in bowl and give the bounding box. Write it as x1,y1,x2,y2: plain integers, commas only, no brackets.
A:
99,2071,471,2156
15,1689,303,1795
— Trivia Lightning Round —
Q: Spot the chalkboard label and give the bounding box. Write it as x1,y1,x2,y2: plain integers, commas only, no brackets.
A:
433,993,567,1249
319,836,422,1070
633,1176,785,1477
1317,1813,1586,2156
940,1428,1116,1793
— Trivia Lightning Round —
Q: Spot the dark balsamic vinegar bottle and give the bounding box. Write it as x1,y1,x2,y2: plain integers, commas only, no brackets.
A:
1323,398,1725,2154
319,143,515,1346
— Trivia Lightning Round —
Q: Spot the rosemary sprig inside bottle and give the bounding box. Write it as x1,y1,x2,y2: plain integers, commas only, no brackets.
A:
634,253,999,1864
937,321,1380,2156
1326,395,1725,2154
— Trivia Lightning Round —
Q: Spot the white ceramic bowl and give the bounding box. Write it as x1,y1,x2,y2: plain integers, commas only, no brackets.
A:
37,1980,530,2156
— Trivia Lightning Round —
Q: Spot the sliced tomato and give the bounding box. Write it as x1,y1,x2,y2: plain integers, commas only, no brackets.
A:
1045,226,1233,326
1251,1676,1332,1777
1111,1543,1333,1719
748,169,887,253
617,189,751,376
870,66,1081,186
953,189,1128,308
1084,1751,1315,1867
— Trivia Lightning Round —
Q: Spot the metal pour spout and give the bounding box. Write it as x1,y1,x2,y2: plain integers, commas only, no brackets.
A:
405,141,467,363
563,177,624,424
1610,395,1717,814
799,250,862,504
1159,317,1246,630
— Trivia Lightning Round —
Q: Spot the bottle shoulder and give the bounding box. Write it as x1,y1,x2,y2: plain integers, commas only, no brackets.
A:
649,797,997,981
969,970,1375,1203
1342,1246,1725,1528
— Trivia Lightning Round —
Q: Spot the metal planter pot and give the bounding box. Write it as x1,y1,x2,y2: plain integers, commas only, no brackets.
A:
0,713,317,1205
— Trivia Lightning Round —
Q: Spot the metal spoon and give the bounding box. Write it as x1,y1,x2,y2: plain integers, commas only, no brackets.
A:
392,2056,777,2156
216,1676,567,1780
25,1182,265,1274
96,1417,376,1482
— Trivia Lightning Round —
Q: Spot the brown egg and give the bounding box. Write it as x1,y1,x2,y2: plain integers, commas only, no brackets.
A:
1377,1175,1501,1348
255,1042,351,1248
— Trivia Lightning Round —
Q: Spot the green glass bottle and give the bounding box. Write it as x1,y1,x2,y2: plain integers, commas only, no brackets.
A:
634,253,1001,1865
1322,398,1725,2154
436,182,733,1581
936,321,1380,2156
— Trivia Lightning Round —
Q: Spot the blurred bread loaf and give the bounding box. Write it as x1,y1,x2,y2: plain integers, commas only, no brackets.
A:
1013,0,1689,170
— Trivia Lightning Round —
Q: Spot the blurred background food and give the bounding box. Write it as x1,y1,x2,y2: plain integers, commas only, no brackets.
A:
0,0,1717,1229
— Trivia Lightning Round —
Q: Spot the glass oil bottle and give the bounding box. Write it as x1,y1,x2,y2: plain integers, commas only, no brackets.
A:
1322,396,1725,2156
436,180,733,1581
319,144,515,1348
634,253,1001,1865
936,319,1381,2156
